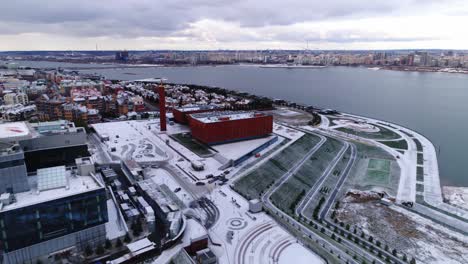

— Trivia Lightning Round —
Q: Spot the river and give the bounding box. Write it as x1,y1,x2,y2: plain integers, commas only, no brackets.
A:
6,61,468,187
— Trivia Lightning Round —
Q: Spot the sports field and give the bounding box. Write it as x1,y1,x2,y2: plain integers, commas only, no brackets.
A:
364,159,391,184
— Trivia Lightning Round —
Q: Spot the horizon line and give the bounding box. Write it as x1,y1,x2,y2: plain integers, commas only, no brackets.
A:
0,48,467,53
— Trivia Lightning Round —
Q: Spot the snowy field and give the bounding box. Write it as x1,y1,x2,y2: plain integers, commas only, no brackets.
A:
273,123,304,140
144,168,194,207
212,135,278,161
105,199,127,240
276,108,302,117
208,186,325,264
92,120,170,163
337,200,468,264
331,119,380,133
443,186,468,210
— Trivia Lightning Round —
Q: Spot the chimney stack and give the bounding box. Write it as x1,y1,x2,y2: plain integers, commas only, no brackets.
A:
158,84,167,132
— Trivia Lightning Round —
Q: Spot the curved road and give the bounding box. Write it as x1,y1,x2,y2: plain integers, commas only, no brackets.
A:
261,132,358,264
296,141,349,217
318,143,357,219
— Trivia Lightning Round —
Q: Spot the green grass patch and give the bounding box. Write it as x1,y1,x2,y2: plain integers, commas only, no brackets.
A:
417,174,424,182
364,159,391,184
270,137,344,213
417,153,424,165
378,139,408,150
416,183,424,192
368,159,391,171
171,133,214,156
417,166,424,176
413,138,423,152
233,133,322,200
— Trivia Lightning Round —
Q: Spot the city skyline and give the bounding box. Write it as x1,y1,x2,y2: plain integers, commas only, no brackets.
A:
1,0,468,51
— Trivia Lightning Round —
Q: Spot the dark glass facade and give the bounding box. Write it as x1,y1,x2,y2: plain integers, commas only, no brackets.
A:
0,188,108,252
23,145,90,172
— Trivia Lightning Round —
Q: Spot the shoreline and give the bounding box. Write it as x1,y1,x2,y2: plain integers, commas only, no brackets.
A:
4,59,468,75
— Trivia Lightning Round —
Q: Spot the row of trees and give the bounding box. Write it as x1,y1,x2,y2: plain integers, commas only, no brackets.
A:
84,233,132,257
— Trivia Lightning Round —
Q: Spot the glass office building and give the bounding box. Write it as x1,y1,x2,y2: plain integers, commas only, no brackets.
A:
0,188,108,253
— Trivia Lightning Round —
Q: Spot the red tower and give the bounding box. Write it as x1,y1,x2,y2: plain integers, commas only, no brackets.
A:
158,84,167,131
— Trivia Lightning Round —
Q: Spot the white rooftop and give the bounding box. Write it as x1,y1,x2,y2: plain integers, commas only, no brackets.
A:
0,122,32,141
190,111,269,124
212,135,277,161
126,238,155,253
175,105,219,112
0,171,102,212
133,78,165,83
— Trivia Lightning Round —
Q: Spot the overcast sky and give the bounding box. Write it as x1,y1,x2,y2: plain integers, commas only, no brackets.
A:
1,0,467,51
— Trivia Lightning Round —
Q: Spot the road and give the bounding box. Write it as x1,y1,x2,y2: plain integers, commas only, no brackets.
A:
197,197,220,229
319,143,357,219
260,129,396,264
296,141,349,217
267,134,327,199
260,133,359,264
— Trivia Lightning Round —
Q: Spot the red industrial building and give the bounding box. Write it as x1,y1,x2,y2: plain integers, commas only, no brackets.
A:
189,111,273,145
172,105,220,124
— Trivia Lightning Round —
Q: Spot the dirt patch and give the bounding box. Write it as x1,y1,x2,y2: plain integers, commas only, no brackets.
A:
337,201,422,250
336,200,468,263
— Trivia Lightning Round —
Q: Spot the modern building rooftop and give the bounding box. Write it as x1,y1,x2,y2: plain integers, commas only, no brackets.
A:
138,178,180,213
0,122,32,142
133,78,165,83
175,105,220,113
190,111,268,123
0,169,103,212
29,120,76,134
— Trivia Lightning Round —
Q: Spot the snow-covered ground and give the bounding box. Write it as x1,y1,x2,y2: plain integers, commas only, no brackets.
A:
92,120,170,163
212,135,277,161
145,168,194,207
338,200,468,264
207,186,324,264
391,205,468,264
442,186,468,211
278,243,324,264
106,199,127,240
273,123,304,140
275,108,303,117
330,118,380,132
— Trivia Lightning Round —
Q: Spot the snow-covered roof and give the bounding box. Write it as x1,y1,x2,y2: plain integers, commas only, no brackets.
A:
175,105,220,113
126,238,155,253
0,122,32,141
190,111,269,124
0,172,102,212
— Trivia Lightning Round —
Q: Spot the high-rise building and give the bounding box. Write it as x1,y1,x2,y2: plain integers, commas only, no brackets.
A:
0,165,108,264
0,121,107,264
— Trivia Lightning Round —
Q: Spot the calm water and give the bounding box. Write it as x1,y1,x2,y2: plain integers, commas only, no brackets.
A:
9,61,468,187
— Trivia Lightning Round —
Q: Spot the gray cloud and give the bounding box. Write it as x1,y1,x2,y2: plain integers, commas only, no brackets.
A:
0,0,463,49
0,1,448,36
